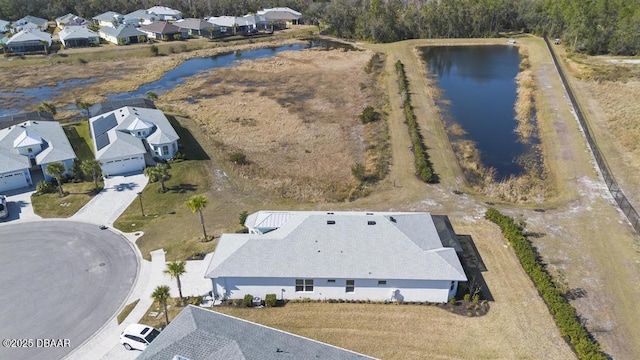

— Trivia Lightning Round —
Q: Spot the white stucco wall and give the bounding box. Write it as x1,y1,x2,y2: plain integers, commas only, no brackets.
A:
212,277,459,303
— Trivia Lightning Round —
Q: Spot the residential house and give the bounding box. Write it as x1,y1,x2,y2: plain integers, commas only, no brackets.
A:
146,6,182,21
0,120,77,192
55,13,89,29
89,106,179,176
136,305,376,360
0,19,9,33
207,16,242,34
93,11,124,28
98,24,147,45
59,26,99,48
6,29,52,53
257,7,302,28
139,21,187,41
88,98,155,118
174,18,215,37
123,9,157,27
10,15,48,33
205,211,467,304
0,112,54,130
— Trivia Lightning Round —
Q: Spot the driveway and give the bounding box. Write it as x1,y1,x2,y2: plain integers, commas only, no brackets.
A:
0,221,138,360
0,188,41,224
71,174,148,226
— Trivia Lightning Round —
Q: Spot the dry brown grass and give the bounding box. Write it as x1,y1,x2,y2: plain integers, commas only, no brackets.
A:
159,48,386,202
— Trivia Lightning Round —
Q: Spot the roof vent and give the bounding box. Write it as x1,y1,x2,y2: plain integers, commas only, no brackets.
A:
327,212,334,215
327,220,335,225
366,212,373,215
367,221,376,225
390,216,396,223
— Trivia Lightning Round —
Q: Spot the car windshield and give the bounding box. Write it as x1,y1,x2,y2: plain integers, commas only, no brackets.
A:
144,328,160,343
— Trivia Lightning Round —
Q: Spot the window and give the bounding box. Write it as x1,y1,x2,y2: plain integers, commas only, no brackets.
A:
295,279,314,292
346,280,355,293
27,148,33,153
450,281,456,290
162,145,169,155
327,279,335,283
378,280,387,285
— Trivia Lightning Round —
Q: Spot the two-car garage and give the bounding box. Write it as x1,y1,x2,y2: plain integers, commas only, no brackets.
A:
0,170,30,193
100,156,145,177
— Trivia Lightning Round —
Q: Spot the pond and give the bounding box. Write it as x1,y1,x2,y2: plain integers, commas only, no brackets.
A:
0,39,354,117
420,45,536,180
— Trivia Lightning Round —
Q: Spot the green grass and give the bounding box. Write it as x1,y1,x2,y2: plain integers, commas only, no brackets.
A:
64,122,94,161
31,181,101,218
117,299,140,324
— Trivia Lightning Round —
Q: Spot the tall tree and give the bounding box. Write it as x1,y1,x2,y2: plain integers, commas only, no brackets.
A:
185,195,208,240
164,261,187,302
81,159,102,191
151,285,171,327
75,99,93,118
45,162,66,197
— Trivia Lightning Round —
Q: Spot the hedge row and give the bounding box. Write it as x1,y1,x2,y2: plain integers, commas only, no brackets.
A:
395,60,436,183
485,208,606,360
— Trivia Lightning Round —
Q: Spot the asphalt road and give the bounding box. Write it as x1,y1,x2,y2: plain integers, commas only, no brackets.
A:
0,221,138,360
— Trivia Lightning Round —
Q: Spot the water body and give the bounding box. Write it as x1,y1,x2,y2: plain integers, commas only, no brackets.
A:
420,45,529,180
0,39,352,117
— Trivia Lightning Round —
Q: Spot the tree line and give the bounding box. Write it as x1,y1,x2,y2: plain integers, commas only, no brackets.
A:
2,0,639,55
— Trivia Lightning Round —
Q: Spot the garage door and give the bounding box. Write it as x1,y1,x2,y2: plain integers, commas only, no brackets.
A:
0,171,28,192
101,156,145,176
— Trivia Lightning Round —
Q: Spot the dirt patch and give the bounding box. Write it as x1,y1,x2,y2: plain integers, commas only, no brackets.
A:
159,48,386,202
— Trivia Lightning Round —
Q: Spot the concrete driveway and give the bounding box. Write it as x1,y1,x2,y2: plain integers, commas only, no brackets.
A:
0,221,138,360
71,174,148,226
0,188,41,224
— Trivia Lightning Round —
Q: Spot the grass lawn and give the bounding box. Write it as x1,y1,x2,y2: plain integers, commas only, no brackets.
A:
139,298,186,330
63,121,94,161
32,181,101,218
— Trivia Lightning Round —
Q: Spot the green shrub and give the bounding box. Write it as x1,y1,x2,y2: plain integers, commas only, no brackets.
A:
150,45,159,56
36,180,55,194
359,106,379,124
265,294,277,307
243,294,254,307
230,152,248,165
485,208,606,360
188,296,203,305
239,210,249,227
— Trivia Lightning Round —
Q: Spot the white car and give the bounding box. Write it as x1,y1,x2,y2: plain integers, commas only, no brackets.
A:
0,195,7,219
119,323,160,351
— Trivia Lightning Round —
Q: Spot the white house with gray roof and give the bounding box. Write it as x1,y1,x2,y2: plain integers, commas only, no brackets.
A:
137,305,376,360
10,15,48,33
59,26,99,48
6,28,52,53
205,211,467,303
98,24,147,45
0,121,77,192
0,19,10,33
146,6,182,21
93,11,124,28
89,106,179,176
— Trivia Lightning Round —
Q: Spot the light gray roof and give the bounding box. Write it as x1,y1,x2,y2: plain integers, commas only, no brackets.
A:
206,211,467,282
56,13,87,26
0,121,76,173
207,16,240,27
136,305,376,360
7,29,52,46
89,106,179,160
11,15,48,28
99,24,145,38
124,9,156,22
0,19,9,32
59,26,98,41
93,11,122,22
257,7,302,21
175,18,213,31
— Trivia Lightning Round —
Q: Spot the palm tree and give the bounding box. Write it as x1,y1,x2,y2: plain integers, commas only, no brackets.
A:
144,164,170,192
45,162,66,197
81,159,102,191
185,195,208,240
151,285,171,327
164,261,187,303
75,99,92,118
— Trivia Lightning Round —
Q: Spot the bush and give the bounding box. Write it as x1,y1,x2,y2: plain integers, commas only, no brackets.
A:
230,152,248,165
150,45,159,56
359,105,379,124
243,294,254,307
265,294,277,307
188,296,203,305
485,208,606,360
36,180,55,194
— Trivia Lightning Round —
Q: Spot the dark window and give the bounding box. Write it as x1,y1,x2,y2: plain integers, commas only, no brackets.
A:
162,145,169,155
378,280,387,285
450,281,455,290
346,279,355,293
305,279,314,292
295,279,314,292
327,279,336,283
295,279,304,292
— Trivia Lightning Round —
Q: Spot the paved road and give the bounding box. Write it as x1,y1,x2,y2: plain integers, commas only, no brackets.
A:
0,221,138,360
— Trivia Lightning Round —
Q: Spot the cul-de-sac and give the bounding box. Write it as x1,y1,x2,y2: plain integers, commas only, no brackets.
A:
1,1,639,360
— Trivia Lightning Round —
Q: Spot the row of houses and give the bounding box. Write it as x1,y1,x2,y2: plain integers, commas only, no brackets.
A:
0,100,180,193
0,7,302,52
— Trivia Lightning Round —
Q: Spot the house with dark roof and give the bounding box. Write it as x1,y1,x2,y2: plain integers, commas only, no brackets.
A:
59,26,99,48
6,28,52,53
139,21,187,41
89,106,179,176
98,24,147,45
10,15,48,33
205,211,467,304
175,18,216,37
0,121,77,192
136,305,376,360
